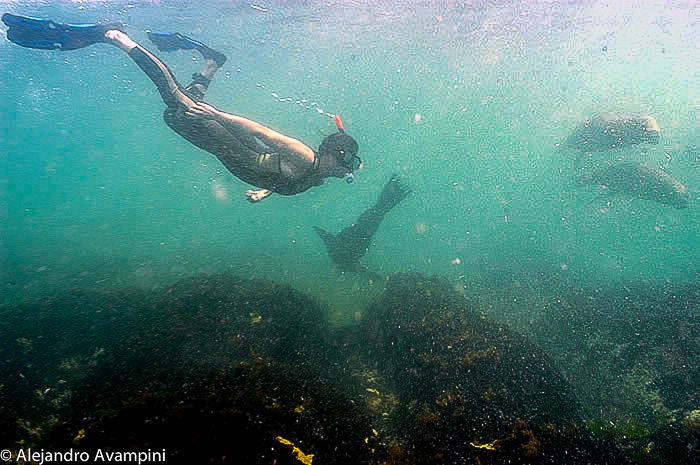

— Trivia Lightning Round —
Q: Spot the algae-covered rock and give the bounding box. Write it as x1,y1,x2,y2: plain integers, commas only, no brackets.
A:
682,409,700,432
356,273,593,463
360,273,581,424
2,271,678,464
532,282,700,424
0,273,372,465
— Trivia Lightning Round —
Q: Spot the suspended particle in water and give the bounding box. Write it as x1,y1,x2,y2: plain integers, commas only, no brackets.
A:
414,113,422,123
212,182,229,201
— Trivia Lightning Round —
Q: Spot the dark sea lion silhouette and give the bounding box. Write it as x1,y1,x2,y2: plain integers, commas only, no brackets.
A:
314,174,412,281
587,162,689,209
563,113,660,165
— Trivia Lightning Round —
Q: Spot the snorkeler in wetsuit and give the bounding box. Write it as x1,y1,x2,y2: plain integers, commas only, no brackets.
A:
2,13,362,203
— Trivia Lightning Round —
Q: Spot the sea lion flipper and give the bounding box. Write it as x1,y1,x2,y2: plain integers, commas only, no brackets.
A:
312,226,338,251
376,173,413,212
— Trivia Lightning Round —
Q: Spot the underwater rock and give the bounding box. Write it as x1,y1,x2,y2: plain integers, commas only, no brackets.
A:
356,272,601,463
3,271,687,464
0,273,373,464
646,420,700,465
47,359,372,465
360,273,581,423
533,282,699,417
682,410,700,432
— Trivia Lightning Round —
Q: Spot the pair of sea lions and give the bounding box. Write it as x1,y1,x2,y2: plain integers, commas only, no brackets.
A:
563,113,690,209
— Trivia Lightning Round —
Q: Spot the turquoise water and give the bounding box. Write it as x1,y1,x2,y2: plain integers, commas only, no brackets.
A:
1,0,698,307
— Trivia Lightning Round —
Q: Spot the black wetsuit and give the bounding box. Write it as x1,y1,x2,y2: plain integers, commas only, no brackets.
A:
127,46,322,195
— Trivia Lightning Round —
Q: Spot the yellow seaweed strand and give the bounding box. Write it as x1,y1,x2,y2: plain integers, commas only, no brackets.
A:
274,436,315,465
275,436,294,446
470,440,498,451
292,447,314,465
73,428,86,444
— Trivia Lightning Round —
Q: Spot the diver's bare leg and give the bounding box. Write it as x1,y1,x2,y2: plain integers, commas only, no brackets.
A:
184,46,227,100
104,30,195,109
105,29,136,52
184,59,218,100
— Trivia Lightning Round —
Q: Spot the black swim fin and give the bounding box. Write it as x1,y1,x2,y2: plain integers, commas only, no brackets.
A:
147,31,226,66
147,31,203,52
2,13,123,51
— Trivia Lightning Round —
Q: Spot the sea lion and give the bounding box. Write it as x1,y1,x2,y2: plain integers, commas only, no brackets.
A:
313,174,412,281
587,162,689,209
563,113,660,165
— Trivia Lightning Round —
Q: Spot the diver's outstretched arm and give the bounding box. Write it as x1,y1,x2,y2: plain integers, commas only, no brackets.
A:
105,29,136,51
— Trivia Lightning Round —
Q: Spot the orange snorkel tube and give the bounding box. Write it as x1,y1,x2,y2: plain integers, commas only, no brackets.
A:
334,114,345,133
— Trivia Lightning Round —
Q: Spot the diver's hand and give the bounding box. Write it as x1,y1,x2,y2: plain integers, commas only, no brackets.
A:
185,102,220,119
245,189,273,203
